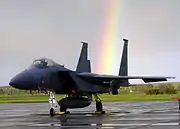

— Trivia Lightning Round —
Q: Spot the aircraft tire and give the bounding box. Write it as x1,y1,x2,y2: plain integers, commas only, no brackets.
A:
96,101,103,112
50,108,55,117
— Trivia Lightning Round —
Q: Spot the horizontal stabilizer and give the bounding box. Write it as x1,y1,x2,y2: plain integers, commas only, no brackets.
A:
142,78,167,83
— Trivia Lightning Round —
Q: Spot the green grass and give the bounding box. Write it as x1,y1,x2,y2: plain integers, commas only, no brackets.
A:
0,94,55,103
0,82,180,103
0,93,180,103
100,93,180,101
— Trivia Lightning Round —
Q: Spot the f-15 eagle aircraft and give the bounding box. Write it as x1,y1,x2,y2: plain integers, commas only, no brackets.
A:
9,39,175,116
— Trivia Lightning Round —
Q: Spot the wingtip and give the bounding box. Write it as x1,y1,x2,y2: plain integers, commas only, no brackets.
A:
168,77,176,79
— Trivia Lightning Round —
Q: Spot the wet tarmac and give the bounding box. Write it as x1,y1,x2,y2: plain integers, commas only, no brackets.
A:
0,101,180,129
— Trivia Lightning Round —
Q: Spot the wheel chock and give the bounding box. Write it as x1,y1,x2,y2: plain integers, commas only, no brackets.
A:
59,112,65,115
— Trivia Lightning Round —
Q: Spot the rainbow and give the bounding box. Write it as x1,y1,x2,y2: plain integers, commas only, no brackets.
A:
96,0,120,74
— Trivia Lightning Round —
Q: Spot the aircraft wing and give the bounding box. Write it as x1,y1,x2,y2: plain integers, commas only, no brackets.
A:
77,73,175,83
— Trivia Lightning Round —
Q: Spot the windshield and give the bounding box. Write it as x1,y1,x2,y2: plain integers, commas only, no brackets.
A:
30,58,58,68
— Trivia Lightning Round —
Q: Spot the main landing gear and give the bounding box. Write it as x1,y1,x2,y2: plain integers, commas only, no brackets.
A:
94,94,105,114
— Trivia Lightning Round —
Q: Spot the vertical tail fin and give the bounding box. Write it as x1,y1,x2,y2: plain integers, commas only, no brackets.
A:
87,60,91,73
76,42,91,73
119,39,128,76
118,39,129,85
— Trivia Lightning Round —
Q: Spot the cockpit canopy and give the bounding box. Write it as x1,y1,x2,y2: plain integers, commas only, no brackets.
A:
30,58,59,68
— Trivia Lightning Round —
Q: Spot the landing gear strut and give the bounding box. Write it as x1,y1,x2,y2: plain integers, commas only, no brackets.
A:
60,106,66,112
49,91,58,116
94,94,105,114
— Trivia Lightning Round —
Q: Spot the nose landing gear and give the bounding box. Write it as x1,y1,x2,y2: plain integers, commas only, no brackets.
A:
49,91,58,116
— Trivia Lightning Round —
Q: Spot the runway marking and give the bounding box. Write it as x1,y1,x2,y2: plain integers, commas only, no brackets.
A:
29,122,180,127
113,117,179,121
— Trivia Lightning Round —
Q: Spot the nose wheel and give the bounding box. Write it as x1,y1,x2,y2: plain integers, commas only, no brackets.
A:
50,108,55,117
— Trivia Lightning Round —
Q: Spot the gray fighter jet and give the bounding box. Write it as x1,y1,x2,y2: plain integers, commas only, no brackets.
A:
9,39,175,116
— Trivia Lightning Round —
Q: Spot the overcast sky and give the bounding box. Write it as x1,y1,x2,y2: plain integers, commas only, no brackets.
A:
0,0,180,86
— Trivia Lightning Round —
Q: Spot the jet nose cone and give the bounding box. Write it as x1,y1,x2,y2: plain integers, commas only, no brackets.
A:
9,76,23,89
9,79,16,87
9,70,38,90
